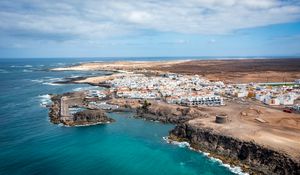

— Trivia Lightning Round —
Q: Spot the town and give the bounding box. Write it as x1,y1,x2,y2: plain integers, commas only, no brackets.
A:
82,72,300,113
47,59,300,175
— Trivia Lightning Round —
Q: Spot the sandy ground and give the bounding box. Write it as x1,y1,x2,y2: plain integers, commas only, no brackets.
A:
52,59,300,83
52,60,187,71
154,59,300,83
74,73,126,84
189,99,300,159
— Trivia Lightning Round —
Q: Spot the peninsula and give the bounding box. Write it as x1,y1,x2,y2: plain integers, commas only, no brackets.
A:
48,58,300,174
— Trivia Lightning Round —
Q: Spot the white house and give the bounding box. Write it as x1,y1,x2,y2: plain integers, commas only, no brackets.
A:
264,96,280,106
280,95,294,105
236,90,248,98
255,93,266,102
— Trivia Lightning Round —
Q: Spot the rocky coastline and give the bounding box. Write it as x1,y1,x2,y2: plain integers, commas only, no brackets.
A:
137,101,300,174
46,64,300,174
47,91,300,174
135,101,206,124
48,93,114,126
169,123,300,175
71,110,115,126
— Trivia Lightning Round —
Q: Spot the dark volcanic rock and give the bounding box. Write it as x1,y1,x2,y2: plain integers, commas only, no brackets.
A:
169,123,300,175
48,93,114,126
70,109,115,126
135,102,205,124
49,94,63,124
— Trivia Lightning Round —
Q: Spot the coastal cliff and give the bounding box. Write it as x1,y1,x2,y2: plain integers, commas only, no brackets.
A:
169,123,300,175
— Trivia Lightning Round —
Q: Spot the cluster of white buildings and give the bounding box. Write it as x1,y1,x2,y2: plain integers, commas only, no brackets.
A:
225,83,300,106
86,73,299,108
86,90,108,99
106,73,225,106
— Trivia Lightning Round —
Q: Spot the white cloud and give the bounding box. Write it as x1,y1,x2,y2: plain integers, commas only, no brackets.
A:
209,39,216,43
0,0,299,41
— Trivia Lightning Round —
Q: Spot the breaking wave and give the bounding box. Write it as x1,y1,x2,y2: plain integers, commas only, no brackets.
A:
0,69,9,73
72,86,99,91
10,65,33,68
31,77,64,86
38,94,52,107
163,137,249,175
23,69,33,72
42,82,62,86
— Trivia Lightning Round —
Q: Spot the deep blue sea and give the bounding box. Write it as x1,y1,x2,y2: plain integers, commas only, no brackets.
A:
0,58,243,175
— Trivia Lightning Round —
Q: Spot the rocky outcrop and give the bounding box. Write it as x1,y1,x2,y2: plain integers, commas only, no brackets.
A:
68,109,115,126
169,123,300,175
48,93,114,126
49,94,63,124
135,102,206,124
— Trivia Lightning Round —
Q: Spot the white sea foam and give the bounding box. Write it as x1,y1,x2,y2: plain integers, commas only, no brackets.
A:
42,82,62,86
164,138,190,148
163,136,249,175
38,94,52,107
32,77,65,86
72,86,98,91
42,77,64,86
0,69,9,73
47,77,64,82
31,79,44,83
61,121,109,127
70,75,80,78
23,69,33,72
10,65,33,68
74,121,110,127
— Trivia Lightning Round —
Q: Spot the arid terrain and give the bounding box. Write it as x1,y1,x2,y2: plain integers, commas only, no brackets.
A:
155,59,300,83
189,99,300,159
51,58,300,174
52,58,300,83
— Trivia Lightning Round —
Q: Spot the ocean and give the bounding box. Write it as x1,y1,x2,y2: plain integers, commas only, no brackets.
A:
0,58,244,175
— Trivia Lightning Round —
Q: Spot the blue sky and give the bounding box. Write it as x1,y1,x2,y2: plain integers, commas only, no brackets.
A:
0,0,300,58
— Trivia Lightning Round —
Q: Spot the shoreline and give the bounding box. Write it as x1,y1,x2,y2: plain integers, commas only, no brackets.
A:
168,124,300,175
163,136,249,175
46,90,300,174
46,91,250,174
46,59,300,174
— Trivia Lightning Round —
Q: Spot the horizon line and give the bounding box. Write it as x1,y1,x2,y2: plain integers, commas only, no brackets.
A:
1,55,300,59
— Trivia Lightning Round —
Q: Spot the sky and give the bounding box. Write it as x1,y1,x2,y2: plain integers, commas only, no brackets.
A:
0,0,300,58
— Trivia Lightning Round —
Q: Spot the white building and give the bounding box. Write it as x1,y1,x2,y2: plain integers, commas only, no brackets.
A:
182,95,224,106
264,97,280,106
280,95,294,106
255,93,266,101
236,90,248,98
293,104,300,111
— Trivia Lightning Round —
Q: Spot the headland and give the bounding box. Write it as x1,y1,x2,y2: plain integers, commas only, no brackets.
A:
48,58,300,174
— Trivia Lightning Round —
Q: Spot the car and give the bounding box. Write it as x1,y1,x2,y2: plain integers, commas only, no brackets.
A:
283,108,292,113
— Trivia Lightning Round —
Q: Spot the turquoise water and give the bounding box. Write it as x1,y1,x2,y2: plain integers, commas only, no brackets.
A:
0,58,237,175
